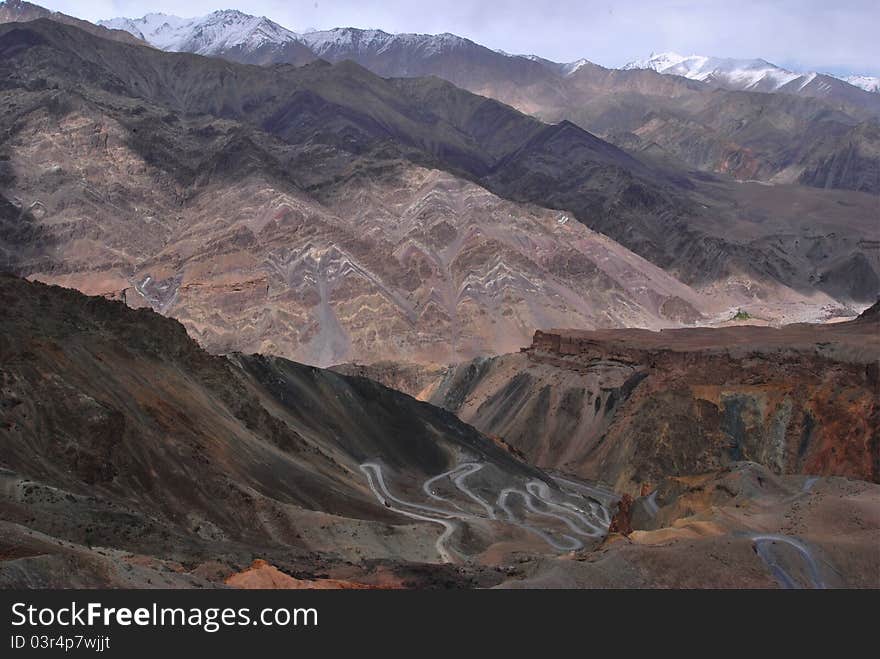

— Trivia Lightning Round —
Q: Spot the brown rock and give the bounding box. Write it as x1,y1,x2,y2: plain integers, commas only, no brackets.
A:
608,494,634,536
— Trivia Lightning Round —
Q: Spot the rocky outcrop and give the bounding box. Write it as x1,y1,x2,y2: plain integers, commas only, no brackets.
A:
425,314,880,493
607,494,634,536
224,559,389,589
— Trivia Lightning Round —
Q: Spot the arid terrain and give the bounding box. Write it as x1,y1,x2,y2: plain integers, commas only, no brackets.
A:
1,276,877,588
1,16,877,370
0,3,877,589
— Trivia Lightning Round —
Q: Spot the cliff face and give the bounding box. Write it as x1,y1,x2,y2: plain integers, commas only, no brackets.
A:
426,311,880,493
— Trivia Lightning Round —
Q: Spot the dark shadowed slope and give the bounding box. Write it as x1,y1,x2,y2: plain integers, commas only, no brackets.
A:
0,0,146,45
0,274,633,587
305,30,880,196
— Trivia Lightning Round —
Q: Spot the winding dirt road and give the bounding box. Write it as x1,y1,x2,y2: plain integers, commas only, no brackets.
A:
752,534,826,589
360,462,460,562
361,461,612,563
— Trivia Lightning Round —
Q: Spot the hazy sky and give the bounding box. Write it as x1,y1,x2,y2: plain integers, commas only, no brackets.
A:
38,0,880,76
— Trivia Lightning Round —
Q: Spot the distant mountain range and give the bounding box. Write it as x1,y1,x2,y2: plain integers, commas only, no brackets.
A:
0,2,877,362
2,3,878,195
90,10,880,198
623,51,880,95
90,9,880,198
88,11,880,195
94,9,879,97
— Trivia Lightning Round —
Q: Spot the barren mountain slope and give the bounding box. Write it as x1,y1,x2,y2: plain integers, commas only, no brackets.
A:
0,0,146,45
0,74,717,365
466,60,880,195
1,18,875,359
115,10,880,194
322,34,880,195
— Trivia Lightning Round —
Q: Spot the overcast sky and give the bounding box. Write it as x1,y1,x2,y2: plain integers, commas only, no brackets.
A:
38,0,880,76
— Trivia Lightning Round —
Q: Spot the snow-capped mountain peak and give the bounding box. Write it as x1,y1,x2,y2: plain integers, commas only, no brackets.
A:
99,12,479,61
518,55,591,77
624,51,689,72
98,13,183,44
98,10,300,55
299,27,394,55
624,51,879,95
623,51,801,91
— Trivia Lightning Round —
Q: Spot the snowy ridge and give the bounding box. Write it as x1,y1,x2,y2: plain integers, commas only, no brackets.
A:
99,10,300,55
624,51,879,95
520,55,591,77
623,51,801,90
301,27,471,57
101,11,473,59
97,10,879,95
559,58,590,76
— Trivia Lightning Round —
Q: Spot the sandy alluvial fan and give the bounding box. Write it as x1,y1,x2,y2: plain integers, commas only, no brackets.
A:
0,1,878,589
